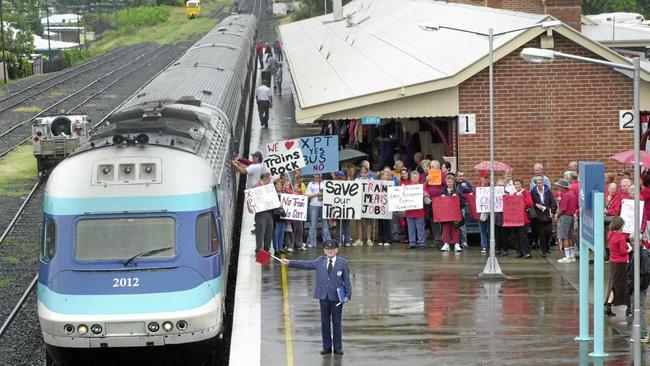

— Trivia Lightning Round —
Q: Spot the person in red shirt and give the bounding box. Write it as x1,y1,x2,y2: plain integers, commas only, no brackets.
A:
509,179,534,259
402,171,426,249
640,173,650,235
256,40,265,68
556,179,578,263
605,216,631,317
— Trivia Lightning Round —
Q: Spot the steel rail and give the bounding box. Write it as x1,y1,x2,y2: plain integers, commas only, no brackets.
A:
0,275,38,340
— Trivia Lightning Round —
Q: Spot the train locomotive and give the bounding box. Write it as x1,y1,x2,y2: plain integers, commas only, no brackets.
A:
38,14,256,363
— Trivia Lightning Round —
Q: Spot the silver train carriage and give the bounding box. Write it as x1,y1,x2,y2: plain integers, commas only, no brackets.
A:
38,14,257,359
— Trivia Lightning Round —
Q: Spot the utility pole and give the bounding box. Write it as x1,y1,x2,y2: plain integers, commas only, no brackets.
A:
0,0,6,83
44,0,52,61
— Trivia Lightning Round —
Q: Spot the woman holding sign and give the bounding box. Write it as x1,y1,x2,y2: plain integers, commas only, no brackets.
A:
354,167,375,246
508,179,534,259
439,175,465,253
402,171,426,249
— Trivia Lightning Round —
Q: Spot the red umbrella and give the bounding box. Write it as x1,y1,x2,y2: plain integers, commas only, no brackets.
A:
610,149,650,166
473,160,512,171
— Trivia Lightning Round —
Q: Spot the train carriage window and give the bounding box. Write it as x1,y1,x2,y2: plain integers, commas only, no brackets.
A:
196,212,220,257
40,219,56,262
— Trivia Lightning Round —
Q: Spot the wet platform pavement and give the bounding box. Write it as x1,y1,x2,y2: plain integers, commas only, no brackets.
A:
229,66,647,366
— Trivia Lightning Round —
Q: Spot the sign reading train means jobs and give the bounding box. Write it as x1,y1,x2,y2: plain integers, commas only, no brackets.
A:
245,184,281,214
322,181,362,220
280,193,308,221
387,184,423,211
300,135,338,175
264,139,306,176
475,186,505,213
359,179,394,219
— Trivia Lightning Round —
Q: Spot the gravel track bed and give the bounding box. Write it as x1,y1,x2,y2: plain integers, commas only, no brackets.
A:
0,39,198,366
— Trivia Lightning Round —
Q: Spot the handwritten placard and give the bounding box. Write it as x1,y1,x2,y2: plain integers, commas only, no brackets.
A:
300,135,338,175
387,184,423,211
280,194,308,221
432,196,462,222
323,181,362,220
502,195,525,227
475,186,505,213
264,139,306,176
427,168,442,185
358,180,394,219
245,184,281,213
621,199,645,234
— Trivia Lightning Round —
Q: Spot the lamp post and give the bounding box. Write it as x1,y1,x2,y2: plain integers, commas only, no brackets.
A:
44,0,52,61
419,20,560,279
521,47,641,364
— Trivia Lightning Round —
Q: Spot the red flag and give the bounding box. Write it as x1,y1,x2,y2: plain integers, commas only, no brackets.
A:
256,249,271,265
432,196,462,223
503,195,525,227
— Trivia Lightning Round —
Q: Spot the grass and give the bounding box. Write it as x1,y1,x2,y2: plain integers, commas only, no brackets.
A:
91,0,231,54
13,106,42,113
0,278,14,289
0,145,37,196
278,15,293,25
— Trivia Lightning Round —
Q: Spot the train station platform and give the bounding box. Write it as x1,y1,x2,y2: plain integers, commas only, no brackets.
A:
228,65,645,366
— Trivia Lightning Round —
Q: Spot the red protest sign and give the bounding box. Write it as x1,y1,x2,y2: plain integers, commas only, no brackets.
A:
432,196,462,223
465,193,480,221
502,195,525,227
256,249,271,265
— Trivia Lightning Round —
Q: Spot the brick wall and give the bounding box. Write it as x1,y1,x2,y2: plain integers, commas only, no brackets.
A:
457,34,633,184
499,0,545,14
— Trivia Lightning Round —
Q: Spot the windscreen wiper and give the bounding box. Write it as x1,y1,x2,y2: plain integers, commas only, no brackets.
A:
123,247,173,267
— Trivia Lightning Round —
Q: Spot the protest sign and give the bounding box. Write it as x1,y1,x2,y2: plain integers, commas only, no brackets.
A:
387,184,423,211
502,195,525,227
300,135,338,175
264,139,306,176
280,194,308,221
245,184,281,214
358,180,394,219
432,196,462,222
475,186,505,213
323,181,362,220
621,199,645,234
427,168,442,185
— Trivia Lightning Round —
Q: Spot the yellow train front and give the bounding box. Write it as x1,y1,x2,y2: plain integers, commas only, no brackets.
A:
186,0,201,19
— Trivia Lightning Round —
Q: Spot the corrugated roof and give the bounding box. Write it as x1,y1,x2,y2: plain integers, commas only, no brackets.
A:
582,23,650,46
280,0,546,110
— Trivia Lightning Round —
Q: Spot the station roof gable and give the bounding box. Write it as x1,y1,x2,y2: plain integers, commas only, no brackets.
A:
280,0,650,124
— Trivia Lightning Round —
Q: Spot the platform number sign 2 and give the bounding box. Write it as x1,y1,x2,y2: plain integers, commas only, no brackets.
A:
458,114,476,135
619,110,648,132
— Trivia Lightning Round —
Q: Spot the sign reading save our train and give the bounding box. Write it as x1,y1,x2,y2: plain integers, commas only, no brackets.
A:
264,139,306,176
299,135,338,175
322,181,362,220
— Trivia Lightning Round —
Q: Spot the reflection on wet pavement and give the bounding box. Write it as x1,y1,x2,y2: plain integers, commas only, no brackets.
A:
261,247,644,365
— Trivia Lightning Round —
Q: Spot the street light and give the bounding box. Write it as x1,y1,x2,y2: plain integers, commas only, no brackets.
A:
420,20,560,279
521,47,642,363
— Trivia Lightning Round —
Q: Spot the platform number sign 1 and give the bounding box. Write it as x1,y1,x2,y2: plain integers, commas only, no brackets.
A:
619,110,648,132
458,114,476,135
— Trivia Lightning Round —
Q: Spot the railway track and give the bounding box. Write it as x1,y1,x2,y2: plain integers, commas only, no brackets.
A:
0,45,148,122
0,12,239,363
0,45,175,159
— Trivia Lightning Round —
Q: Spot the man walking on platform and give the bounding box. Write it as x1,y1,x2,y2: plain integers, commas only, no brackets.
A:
255,82,272,128
280,240,352,355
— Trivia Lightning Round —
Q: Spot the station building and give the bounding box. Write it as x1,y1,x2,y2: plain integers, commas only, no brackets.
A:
279,0,650,182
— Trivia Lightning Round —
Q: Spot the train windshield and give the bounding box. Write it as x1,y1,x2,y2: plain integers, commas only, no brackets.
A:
75,217,176,261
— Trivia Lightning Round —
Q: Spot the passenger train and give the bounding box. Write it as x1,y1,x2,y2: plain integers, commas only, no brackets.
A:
38,14,256,364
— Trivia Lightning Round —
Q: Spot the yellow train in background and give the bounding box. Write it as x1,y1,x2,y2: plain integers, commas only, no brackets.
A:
186,0,201,18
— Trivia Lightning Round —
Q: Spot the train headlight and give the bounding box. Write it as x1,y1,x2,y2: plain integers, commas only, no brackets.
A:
91,324,103,334
63,324,75,334
147,322,160,332
77,324,88,335
162,321,173,332
176,320,188,331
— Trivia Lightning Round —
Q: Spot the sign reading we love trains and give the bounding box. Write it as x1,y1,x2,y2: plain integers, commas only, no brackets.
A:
264,139,306,176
